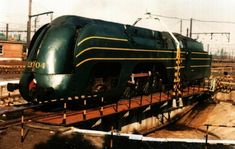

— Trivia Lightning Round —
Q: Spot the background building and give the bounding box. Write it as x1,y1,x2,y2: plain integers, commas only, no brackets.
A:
0,40,26,61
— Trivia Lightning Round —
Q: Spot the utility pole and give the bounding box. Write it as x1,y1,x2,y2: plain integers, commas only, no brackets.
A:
189,18,193,38
207,44,210,53
6,24,9,40
180,19,182,35
186,28,189,37
34,17,38,33
27,0,32,48
26,0,53,48
50,13,53,22
30,11,54,31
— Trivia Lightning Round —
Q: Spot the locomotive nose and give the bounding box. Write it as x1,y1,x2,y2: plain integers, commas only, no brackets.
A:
27,78,54,100
19,73,54,101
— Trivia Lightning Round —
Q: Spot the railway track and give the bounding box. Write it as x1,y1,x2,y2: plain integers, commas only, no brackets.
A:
211,58,235,79
0,83,215,146
1,87,210,135
0,77,232,131
0,65,24,75
0,105,66,130
0,94,25,106
0,61,25,75
0,110,38,130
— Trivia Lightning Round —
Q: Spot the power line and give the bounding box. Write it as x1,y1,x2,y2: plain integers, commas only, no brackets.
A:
193,19,235,24
192,32,230,42
147,13,235,25
146,13,188,21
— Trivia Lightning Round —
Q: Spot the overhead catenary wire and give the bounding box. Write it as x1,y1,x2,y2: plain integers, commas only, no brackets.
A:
193,19,235,24
146,13,235,25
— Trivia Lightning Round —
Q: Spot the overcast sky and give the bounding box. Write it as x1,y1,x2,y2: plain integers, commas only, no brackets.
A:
1,0,235,54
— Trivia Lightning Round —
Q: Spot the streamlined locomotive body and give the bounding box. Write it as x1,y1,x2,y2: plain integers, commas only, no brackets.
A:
9,15,211,102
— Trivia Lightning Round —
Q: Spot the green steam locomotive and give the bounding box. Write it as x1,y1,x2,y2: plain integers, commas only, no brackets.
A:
8,15,211,102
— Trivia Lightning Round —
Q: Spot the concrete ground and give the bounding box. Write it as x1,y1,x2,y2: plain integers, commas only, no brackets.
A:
148,91,235,140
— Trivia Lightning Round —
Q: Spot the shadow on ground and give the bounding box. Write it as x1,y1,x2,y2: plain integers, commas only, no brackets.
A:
34,132,235,149
34,133,98,149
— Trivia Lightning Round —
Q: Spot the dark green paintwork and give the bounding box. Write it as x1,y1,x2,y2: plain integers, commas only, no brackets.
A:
19,15,211,101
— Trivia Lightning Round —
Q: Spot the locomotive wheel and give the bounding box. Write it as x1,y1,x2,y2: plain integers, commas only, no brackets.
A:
143,81,150,95
93,84,106,93
152,75,158,89
151,72,161,91
123,86,133,99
